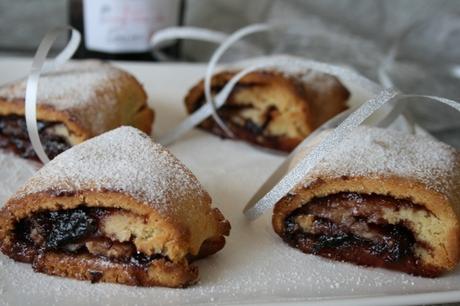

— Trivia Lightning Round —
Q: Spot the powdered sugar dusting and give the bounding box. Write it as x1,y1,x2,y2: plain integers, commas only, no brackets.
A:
1,63,460,306
225,54,367,92
1,212,459,306
304,126,458,195
0,61,123,109
5,126,457,306
12,126,207,216
0,61,135,135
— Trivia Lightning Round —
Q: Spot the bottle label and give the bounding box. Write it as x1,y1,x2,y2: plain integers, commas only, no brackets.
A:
83,0,179,53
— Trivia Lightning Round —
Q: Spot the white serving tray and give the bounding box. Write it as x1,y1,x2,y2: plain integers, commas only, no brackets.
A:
0,58,459,306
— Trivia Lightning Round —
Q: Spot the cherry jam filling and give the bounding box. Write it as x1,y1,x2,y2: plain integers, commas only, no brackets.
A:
0,115,71,161
190,85,295,151
191,85,271,134
12,207,166,266
282,192,439,277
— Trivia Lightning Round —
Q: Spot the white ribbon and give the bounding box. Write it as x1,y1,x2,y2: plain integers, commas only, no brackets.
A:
154,24,272,144
243,91,460,220
150,27,229,61
375,18,460,135
157,64,265,145
151,27,229,48
14,22,458,222
158,55,384,145
155,23,384,146
25,26,81,164
153,23,460,220
203,23,272,138
149,25,256,143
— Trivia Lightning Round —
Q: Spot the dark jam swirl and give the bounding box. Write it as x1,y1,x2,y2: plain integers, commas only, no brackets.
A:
11,207,168,268
282,192,441,277
0,115,71,161
189,84,298,152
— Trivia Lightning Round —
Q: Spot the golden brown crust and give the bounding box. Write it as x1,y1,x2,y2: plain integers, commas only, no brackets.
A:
0,127,230,287
0,63,154,145
32,252,198,288
0,190,229,287
273,176,460,272
184,70,349,152
0,190,229,263
272,127,460,276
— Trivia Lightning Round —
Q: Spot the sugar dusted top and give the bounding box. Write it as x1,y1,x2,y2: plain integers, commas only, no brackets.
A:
12,126,209,216
225,54,349,90
0,60,125,110
301,126,459,195
0,60,143,136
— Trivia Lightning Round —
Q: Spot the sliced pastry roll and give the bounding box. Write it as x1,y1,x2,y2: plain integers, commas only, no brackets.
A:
0,127,230,287
0,61,154,161
185,59,349,152
273,126,460,277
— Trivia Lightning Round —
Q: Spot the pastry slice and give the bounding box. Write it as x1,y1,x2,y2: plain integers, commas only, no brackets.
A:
185,65,349,152
0,126,230,287
0,61,154,161
272,126,460,277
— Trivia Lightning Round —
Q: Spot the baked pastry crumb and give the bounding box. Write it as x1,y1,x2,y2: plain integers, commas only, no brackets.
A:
0,126,230,287
0,61,154,162
185,67,349,152
273,126,460,277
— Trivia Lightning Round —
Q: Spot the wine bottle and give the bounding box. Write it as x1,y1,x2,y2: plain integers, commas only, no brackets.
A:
69,0,185,61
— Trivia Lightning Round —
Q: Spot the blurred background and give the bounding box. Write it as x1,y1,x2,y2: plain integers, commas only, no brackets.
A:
0,0,459,146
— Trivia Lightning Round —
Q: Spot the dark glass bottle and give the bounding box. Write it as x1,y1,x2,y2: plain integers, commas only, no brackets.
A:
68,0,185,61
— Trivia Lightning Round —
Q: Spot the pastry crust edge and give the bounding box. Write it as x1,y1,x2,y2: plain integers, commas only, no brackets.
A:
32,251,198,288
0,72,154,144
272,175,460,273
184,70,349,152
0,189,230,265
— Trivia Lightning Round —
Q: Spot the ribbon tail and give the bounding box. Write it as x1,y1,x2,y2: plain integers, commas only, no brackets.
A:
25,26,81,164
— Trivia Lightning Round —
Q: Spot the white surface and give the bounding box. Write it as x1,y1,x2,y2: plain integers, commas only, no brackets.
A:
0,58,459,306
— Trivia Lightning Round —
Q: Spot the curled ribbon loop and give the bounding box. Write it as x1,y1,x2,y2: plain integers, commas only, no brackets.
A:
25,26,81,164
214,56,383,108
151,26,229,47
157,54,383,146
156,23,387,147
243,91,460,220
150,27,229,61
375,17,460,130
157,64,266,145
203,23,272,138
150,24,269,145
155,24,272,145
375,18,456,134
